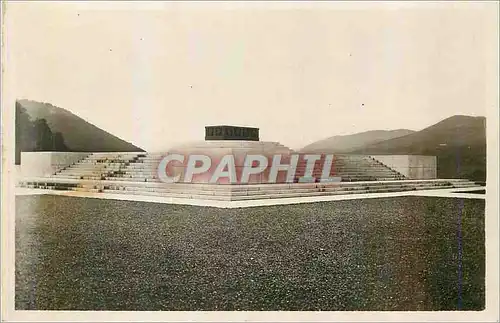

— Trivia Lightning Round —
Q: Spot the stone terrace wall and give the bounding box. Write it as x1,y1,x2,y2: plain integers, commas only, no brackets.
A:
20,152,90,178
370,155,437,179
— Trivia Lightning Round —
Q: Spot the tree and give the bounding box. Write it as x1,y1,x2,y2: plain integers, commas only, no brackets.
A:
53,132,69,151
33,118,54,151
16,102,72,165
15,102,34,164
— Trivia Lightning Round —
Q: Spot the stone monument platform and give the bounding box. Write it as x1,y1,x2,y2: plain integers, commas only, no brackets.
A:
15,125,477,206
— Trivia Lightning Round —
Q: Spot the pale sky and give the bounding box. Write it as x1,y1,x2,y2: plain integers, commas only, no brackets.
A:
4,1,498,151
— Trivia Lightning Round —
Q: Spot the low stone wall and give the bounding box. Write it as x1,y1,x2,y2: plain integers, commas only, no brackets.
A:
370,155,437,179
20,152,90,178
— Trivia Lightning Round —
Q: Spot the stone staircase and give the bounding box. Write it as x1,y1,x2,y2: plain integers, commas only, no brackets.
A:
18,152,481,201
293,154,405,182
19,177,480,201
53,152,162,182
51,153,404,184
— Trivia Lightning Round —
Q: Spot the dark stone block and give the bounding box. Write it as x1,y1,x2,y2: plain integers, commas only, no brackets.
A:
205,126,259,141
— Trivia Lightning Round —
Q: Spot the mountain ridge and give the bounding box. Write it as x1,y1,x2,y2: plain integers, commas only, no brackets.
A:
300,115,486,181
16,100,144,164
301,129,415,153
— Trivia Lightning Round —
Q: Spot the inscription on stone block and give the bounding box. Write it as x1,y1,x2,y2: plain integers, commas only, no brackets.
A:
205,126,259,141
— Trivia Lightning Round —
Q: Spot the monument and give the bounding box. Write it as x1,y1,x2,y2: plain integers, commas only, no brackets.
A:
166,126,299,184
16,125,465,203
205,125,259,141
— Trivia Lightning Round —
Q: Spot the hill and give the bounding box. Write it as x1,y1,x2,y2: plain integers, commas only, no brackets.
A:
301,129,415,153
16,100,144,164
353,115,486,181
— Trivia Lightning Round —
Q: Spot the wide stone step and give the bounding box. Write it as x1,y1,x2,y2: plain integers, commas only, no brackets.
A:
136,157,165,160
104,186,232,196
59,170,108,174
21,177,469,188
85,154,138,158
106,176,158,180
450,183,481,188
123,162,160,167
102,189,233,201
61,167,131,172
75,159,139,166
19,177,476,198
104,177,161,182
100,187,385,200
76,163,135,168
57,172,99,176
332,163,391,170
107,173,158,177
56,176,112,181
335,172,397,176
70,167,126,171
54,175,105,180
294,169,394,174
19,183,80,190
97,182,455,197
72,187,101,193
111,170,158,175
233,186,455,201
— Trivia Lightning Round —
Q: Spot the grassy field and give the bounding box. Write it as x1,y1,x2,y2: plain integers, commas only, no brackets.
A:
15,195,485,311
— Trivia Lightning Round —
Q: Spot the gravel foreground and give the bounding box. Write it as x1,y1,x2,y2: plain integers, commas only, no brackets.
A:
15,195,484,311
